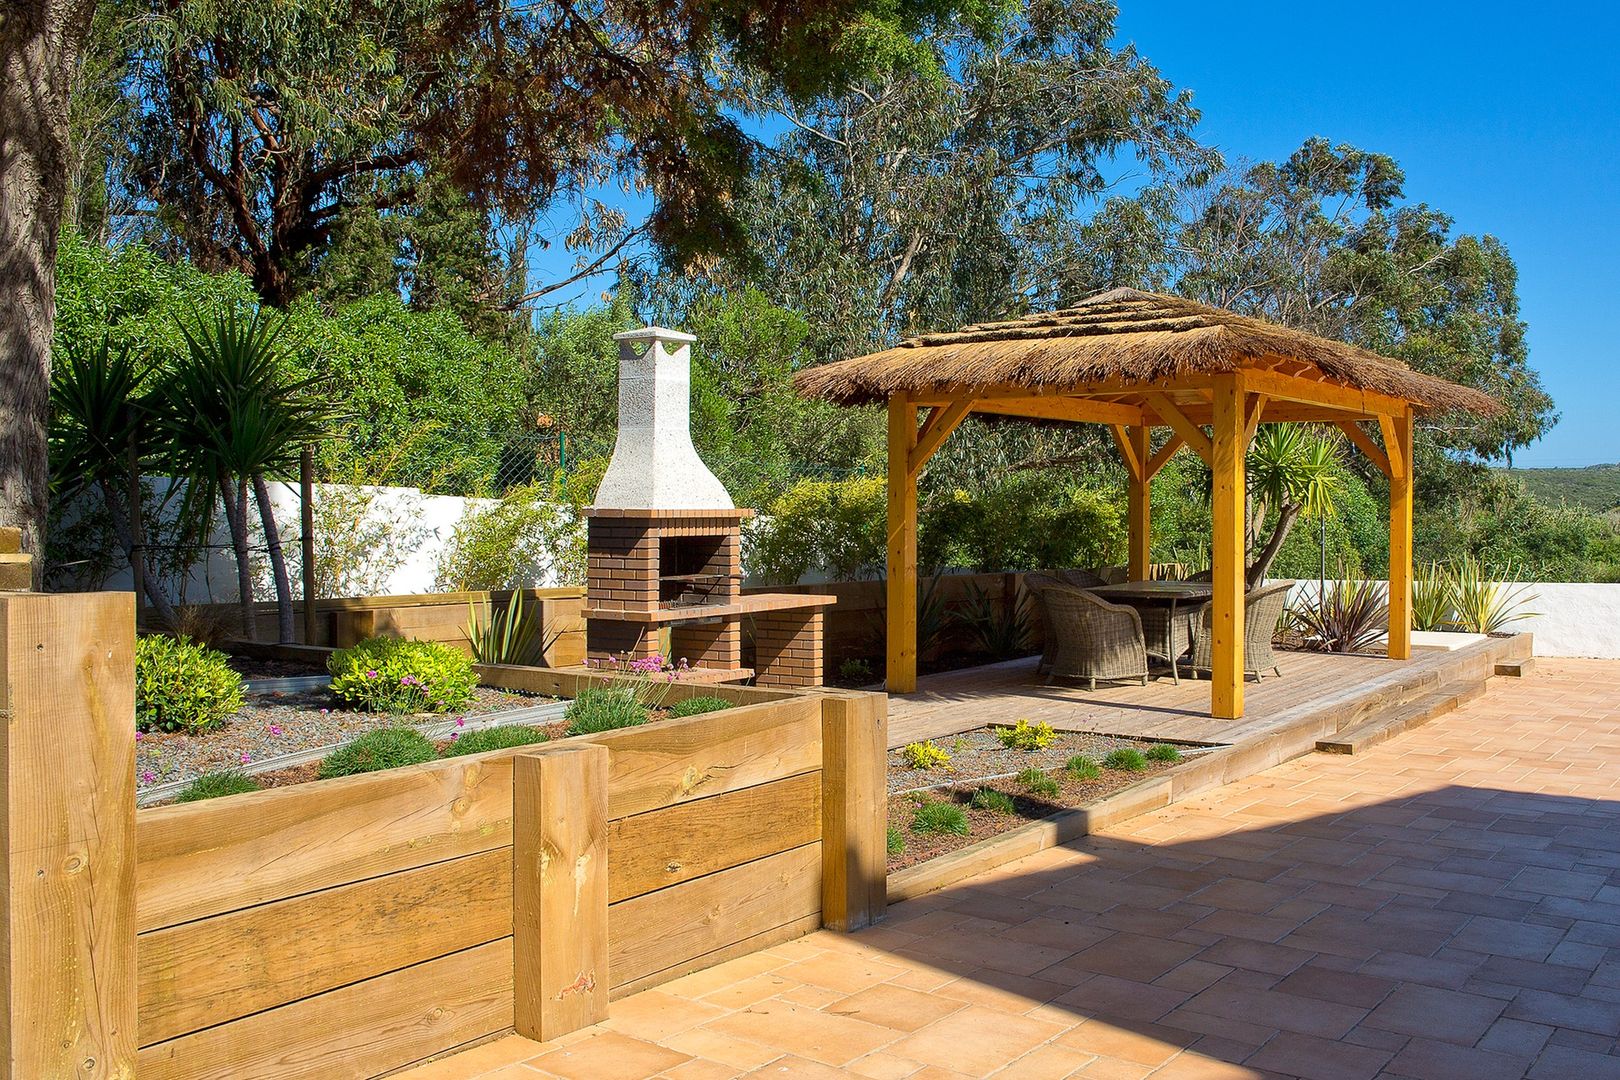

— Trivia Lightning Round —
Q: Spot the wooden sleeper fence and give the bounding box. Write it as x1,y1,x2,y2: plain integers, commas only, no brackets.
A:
0,592,886,1079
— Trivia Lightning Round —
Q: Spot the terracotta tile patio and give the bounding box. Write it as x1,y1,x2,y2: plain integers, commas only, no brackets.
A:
403,658,1620,1079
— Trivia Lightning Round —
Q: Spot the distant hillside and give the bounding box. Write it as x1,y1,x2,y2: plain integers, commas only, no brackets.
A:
1503,463,1620,511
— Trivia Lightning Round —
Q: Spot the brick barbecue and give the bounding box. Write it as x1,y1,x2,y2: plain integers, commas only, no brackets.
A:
583,328,832,687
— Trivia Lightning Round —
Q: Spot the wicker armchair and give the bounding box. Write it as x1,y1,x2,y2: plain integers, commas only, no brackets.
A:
1179,581,1296,680
1023,572,1068,674
1040,585,1149,690
1185,568,1213,583
1055,568,1106,589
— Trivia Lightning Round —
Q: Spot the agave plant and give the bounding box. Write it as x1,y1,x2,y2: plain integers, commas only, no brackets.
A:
951,579,1031,661
1296,578,1389,653
1448,555,1539,634
465,589,541,666
1409,561,1455,632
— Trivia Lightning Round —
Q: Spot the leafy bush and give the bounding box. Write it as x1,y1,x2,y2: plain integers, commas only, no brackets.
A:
995,719,1058,751
135,634,246,732
901,741,952,770
1296,578,1389,653
1065,754,1101,780
328,637,478,713
746,476,887,584
436,484,586,590
924,471,1126,573
1016,767,1060,796
838,658,875,683
667,696,734,719
1103,748,1148,772
887,825,906,856
440,724,551,757
1145,744,1182,763
911,799,970,836
318,728,438,778
565,687,649,734
175,770,262,802
971,788,1017,814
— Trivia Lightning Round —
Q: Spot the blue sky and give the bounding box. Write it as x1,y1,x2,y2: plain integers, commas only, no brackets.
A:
1119,2,1616,466
533,3,1617,467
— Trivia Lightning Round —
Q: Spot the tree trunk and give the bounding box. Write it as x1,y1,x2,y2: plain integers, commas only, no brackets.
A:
96,477,179,626
1247,502,1302,589
251,472,295,643
217,474,256,638
0,0,98,583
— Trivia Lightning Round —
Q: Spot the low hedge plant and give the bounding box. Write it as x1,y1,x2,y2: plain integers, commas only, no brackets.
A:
136,634,245,733
328,636,477,713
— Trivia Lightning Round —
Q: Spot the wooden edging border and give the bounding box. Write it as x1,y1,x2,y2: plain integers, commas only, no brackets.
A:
887,633,1532,905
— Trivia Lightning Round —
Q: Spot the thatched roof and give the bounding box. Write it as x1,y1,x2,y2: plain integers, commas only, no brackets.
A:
794,288,1500,415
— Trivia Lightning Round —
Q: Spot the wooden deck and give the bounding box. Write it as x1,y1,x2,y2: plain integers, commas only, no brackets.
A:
887,647,1485,747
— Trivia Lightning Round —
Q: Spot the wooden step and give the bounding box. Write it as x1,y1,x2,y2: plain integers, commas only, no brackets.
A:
1495,658,1537,678
1315,678,1489,755
0,526,19,554
0,552,32,592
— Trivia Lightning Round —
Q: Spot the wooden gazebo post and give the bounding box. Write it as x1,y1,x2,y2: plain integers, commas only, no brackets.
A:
1383,407,1415,660
886,393,918,692
1209,375,1248,720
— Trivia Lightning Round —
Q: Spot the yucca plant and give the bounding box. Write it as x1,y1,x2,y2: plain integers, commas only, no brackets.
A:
465,590,540,665
1296,578,1389,653
951,579,1030,660
1410,561,1456,632
1449,556,1539,634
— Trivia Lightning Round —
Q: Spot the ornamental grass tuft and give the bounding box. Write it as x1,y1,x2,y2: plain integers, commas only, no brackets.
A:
971,788,1017,814
1145,743,1182,763
440,723,550,757
1104,747,1149,772
667,696,733,719
175,770,262,802
318,727,437,778
911,799,969,836
1065,754,1101,780
1016,766,1060,796
565,687,649,734
886,825,906,855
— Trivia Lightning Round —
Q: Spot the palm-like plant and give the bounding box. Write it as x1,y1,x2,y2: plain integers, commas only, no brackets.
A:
1449,556,1539,634
159,308,333,641
1244,425,1342,587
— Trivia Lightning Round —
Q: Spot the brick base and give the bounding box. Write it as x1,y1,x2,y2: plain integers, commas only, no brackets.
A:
670,622,742,671
753,610,823,688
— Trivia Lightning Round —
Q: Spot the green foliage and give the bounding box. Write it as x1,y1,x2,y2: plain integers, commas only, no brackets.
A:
1416,469,1620,583
327,637,478,713
464,590,541,666
924,471,1126,573
175,770,263,802
971,788,1016,814
747,476,886,584
1411,562,1455,632
1504,464,1620,512
440,724,551,757
1064,754,1101,780
135,634,246,732
1296,580,1390,653
1103,748,1148,772
436,484,586,590
1144,744,1182,763
995,719,1058,751
1016,767,1060,796
317,728,438,778
667,696,734,719
1448,556,1539,634
565,687,649,734
901,741,952,770
910,799,970,836
951,580,1031,661
839,658,876,684
886,825,906,856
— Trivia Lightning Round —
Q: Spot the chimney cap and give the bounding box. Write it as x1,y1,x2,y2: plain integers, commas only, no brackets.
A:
612,325,696,344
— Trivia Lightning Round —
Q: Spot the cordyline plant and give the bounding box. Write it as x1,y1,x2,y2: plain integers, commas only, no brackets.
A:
1294,577,1388,654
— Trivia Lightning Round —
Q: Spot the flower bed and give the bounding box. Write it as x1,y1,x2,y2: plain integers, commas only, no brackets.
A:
887,725,1200,872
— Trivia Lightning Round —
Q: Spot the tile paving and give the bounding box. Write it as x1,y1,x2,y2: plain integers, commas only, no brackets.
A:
403,658,1620,1079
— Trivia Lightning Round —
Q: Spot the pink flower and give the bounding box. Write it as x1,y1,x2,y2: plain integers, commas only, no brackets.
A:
240,752,252,764
455,716,465,728
449,731,458,740
134,731,144,742
268,724,283,736
140,770,156,784
320,707,330,715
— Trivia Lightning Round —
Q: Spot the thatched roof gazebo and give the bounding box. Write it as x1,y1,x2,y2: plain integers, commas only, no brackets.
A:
794,288,1500,719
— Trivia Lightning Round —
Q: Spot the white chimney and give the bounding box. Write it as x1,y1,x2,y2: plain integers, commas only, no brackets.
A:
591,327,734,511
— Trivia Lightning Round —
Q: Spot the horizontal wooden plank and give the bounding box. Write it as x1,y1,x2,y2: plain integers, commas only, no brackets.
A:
608,843,822,989
609,913,822,1001
591,697,823,820
138,848,511,1045
475,662,796,705
607,771,822,903
136,755,517,933
137,938,514,1080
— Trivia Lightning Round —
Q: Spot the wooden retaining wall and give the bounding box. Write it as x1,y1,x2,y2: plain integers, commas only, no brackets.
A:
3,592,886,1079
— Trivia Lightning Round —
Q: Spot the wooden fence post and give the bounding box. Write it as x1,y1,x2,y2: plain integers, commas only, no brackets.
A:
514,743,609,1042
820,692,888,931
0,592,137,1077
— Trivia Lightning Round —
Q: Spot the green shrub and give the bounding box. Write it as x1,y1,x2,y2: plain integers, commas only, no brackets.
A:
328,637,477,713
135,634,246,732
1104,748,1148,772
667,696,733,719
436,484,585,591
911,799,970,836
565,687,649,734
1145,743,1182,763
175,770,262,802
901,740,952,770
318,728,438,778
839,658,875,683
440,724,550,757
995,719,1058,751
1065,754,1101,780
887,825,906,856
971,788,1016,814
1016,767,1060,796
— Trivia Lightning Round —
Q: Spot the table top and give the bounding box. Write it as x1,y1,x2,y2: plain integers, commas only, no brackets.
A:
1089,581,1213,602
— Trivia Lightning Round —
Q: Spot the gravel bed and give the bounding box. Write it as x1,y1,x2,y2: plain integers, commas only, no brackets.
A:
136,685,546,791
889,727,1201,795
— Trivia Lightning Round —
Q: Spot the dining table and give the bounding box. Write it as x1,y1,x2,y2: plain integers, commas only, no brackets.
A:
1087,581,1213,684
